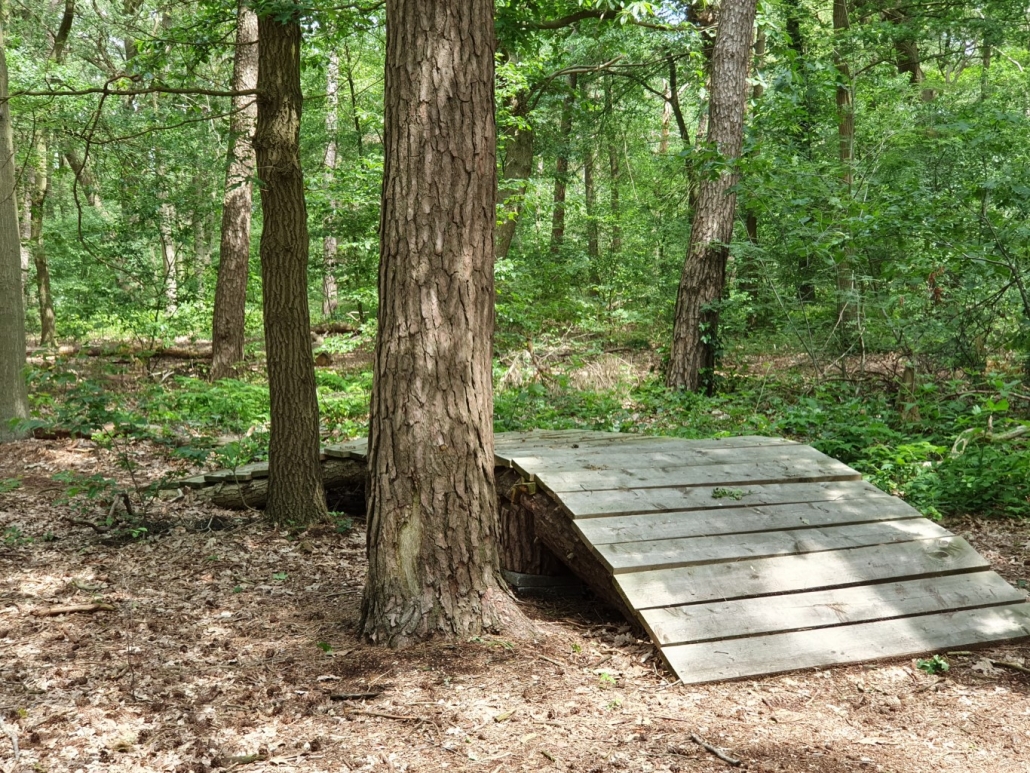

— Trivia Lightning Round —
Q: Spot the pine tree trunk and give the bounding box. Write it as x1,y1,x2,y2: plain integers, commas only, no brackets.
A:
668,0,757,392
605,80,622,258
495,89,533,261
24,0,72,347
785,1,817,303
549,74,576,254
210,1,258,381
584,141,599,287
29,138,56,345
0,19,29,441
362,0,521,646
833,0,858,352
322,48,340,319
254,13,328,526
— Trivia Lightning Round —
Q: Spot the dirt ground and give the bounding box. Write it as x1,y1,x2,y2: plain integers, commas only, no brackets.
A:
2,437,1029,773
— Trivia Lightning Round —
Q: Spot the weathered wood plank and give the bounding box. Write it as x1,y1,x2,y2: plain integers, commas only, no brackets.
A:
506,442,815,480
558,480,889,519
324,439,369,460
597,518,948,574
576,496,919,545
537,455,861,494
662,603,1030,684
616,536,988,610
201,461,271,483
495,433,794,456
643,571,1026,645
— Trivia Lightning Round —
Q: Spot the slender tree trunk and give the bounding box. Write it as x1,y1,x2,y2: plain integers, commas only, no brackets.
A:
322,48,340,319
605,80,622,258
668,0,757,392
786,1,816,302
0,18,29,441
254,12,328,526
495,89,533,260
659,79,671,154
343,43,363,157
362,0,521,646
833,0,858,351
25,0,74,347
210,1,258,381
584,143,598,261
159,201,178,313
741,27,765,330
29,138,56,345
549,73,576,254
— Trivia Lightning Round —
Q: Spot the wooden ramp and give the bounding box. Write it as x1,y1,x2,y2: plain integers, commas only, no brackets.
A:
490,430,1030,684
184,430,1030,684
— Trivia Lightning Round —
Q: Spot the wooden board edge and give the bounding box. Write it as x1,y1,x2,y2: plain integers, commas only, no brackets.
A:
660,603,1030,685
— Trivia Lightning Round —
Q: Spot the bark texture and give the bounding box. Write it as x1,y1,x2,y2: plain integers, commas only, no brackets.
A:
0,19,29,441
254,13,328,526
668,0,757,391
210,1,258,381
362,0,519,646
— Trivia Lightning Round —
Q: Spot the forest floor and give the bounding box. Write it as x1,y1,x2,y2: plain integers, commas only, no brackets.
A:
2,435,1030,773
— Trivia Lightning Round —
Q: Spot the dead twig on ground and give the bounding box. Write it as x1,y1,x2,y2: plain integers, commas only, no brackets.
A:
688,734,742,767
31,603,115,617
991,660,1030,675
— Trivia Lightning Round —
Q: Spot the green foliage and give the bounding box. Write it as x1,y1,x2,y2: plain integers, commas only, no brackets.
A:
495,352,1030,520
917,655,950,676
0,478,22,494
3,526,32,547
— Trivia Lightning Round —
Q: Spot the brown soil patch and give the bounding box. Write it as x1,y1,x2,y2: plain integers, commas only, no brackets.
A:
2,438,1029,772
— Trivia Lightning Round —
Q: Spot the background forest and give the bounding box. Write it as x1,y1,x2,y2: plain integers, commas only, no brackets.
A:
3,0,1030,522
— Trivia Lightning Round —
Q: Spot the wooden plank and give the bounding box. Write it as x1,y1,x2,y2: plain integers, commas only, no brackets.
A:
495,433,794,455
615,536,989,610
642,571,1027,645
576,496,919,545
505,442,811,479
596,518,948,574
558,480,889,519
324,439,368,460
177,474,210,490
662,603,1030,684
536,455,861,494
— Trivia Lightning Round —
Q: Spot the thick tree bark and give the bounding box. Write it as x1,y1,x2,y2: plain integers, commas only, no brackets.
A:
362,0,522,646
495,89,533,261
0,19,29,441
254,13,328,526
668,0,757,392
210,2,258,381
549,73,576,253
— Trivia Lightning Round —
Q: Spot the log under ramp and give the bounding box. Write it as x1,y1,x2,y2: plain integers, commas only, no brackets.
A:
185,430,1030,684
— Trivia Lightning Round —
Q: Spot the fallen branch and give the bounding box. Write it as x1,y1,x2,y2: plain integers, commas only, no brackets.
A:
688,734,742,768
991,659,1030,675
31,603,115,617
328,691,384,701
344,709,427,723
